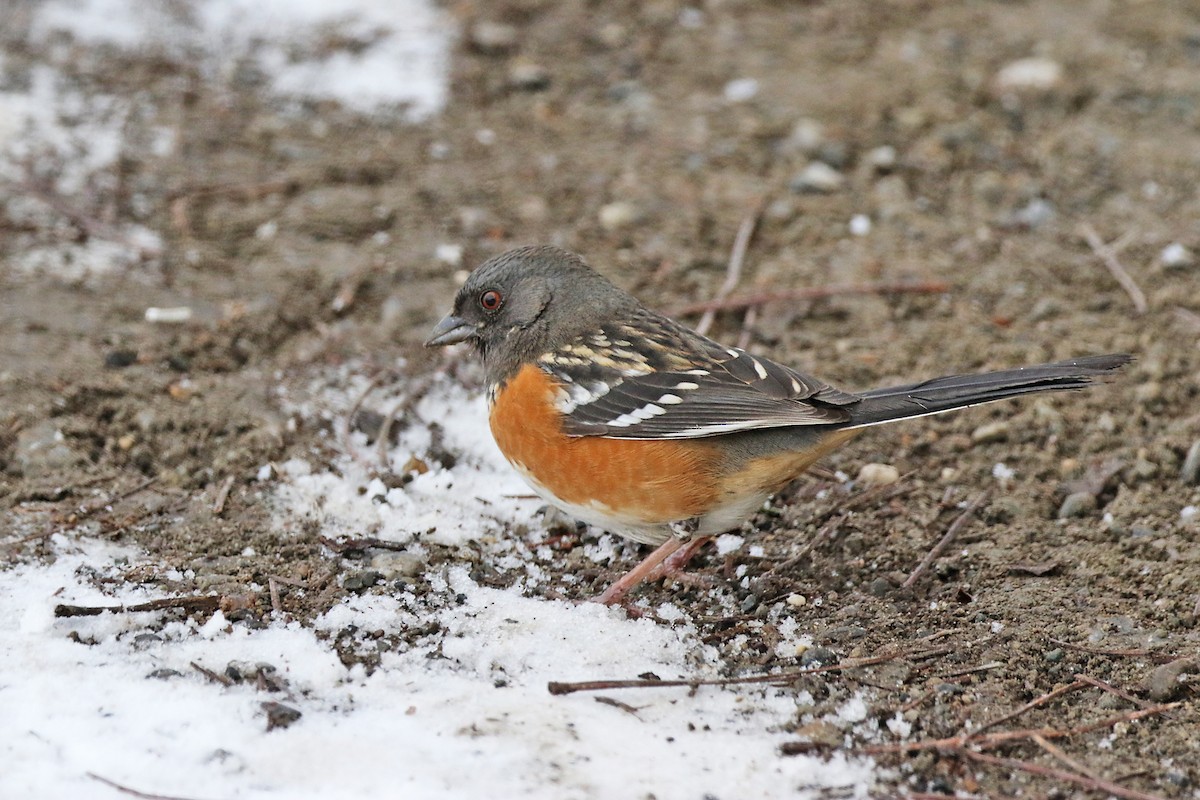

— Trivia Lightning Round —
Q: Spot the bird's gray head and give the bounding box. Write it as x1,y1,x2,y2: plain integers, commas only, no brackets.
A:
425,245,638,383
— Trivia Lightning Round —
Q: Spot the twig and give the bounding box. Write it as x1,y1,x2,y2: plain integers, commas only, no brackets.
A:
903,492,989,588
1047,638,1166,661
594,696,642,716
548,644,953,695
54,595,223,618
266,574,308,588
1074,673,1150,709
696,208,760,336
962,750,1169,800
211,475,235,515
13,176,160,259
86,773,206,800
671,280,951,317
190,661,233,687
376,400,404,468
268,577,283,615
1079,223,1146,315
863,701,1180,755
6,476,160,548
969,679,1087,737
937,661,1003,679
736,304,758,349
320,535,410,553
1030,733,1104,781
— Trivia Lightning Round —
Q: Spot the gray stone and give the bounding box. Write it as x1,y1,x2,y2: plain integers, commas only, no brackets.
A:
1057,491,1097,519
14,421,85,477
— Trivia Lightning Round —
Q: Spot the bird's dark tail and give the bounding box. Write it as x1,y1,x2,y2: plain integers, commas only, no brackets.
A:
843,354,1131,429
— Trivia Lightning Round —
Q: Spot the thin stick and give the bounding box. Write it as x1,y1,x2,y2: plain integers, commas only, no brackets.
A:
863,701,1181,755
86,773,206,800
696,209,759,336
968,679,1087,737
903,492,989,588
1079,223,1147,314
1030,733,1104,781
671,280,951,317
736,304,758,349
549,645,953,696
1074,673,1150,709
212,475,235,515
1047,638,1164,660
268,577,283,615
962,750,1169,800
54,595,223,618
190,661,233,687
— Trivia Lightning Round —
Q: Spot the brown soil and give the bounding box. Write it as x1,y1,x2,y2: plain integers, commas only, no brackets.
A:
3,1,1198,796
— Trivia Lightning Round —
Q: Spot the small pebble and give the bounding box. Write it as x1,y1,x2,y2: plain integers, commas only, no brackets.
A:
993,57,1064,93
866,577,894,597
370,551,426,579
789,161,844,193
799,646,838,667
867,145,897,171
857,462,899,486
785,593,807,607
1159,242,1194,269
470,21,519,54
1140,657,1196,701
262,701,302,732
1008,197,1056,229
104,349,138,368
508,60,550,91
1129,456,1158,481
971,420,1010,444
723,78,759,103
343,570,382,591
598,201,638,230
1042,648,1064,663
1182,441,1200,485
144,306,193,324
848,214,871,236
785,118,824,154
435,243,463,266
1057,491,1097,519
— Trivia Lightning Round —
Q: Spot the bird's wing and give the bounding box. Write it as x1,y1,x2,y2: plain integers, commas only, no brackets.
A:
537,311,861,440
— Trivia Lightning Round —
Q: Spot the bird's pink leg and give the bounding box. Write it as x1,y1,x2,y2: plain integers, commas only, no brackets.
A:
595,537,685,605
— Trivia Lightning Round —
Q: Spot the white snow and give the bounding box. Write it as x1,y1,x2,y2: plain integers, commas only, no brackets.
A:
0,0,452,278
31,0,453,117
2,371,878,799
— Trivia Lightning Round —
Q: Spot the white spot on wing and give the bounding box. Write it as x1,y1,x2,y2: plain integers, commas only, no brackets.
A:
553,377,612,413
675,381,700,390
608,403,666,427
726,348,741,357
657,393,683,404
751,358,768,380
790,377,803,393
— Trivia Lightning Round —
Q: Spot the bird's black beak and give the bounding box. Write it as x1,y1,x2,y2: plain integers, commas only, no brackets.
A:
425,314,479,347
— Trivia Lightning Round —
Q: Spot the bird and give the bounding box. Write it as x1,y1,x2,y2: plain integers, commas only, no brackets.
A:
425,245,1130,605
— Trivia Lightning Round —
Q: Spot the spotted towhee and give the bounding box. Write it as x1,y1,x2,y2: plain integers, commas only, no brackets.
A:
426,245,1130,604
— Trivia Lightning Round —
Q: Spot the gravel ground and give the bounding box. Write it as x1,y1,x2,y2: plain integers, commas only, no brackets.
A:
3,1,1199,796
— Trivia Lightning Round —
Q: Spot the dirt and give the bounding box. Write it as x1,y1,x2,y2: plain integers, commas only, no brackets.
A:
3,1,1199,796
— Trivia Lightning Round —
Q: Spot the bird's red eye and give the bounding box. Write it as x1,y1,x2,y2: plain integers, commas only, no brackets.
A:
480,290,503,311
